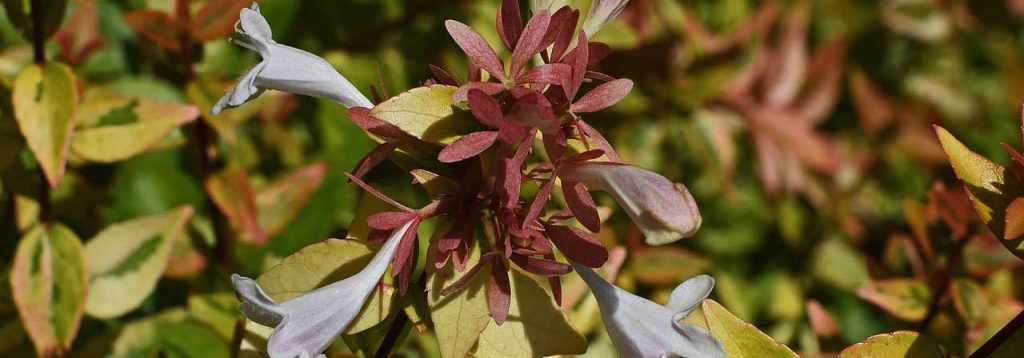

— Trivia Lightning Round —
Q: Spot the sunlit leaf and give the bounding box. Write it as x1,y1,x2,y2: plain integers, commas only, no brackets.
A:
369,85,478,145
429,241,490,358
255,162,328,238
627,247,709,286
856,279,931,322
703,299,799,358
12,63,77,187
71,97,199,163
840,331,945,357
83,206,194,318
10,223,86,356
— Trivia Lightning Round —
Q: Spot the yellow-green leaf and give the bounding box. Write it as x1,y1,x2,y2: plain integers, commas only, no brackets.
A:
12,63,77,187
369,85,477,145
429,240,490,358
255,239,393,334
812,238,870,291
474,270,587,358
628,247,710,286
10,223,87,356
71,98,199,163
856,279,931,321
703,299,799,358
840,331,946,358
83,206,194,318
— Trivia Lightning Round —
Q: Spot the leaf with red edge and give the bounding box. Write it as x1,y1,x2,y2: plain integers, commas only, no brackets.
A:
255,163,328,238
124,10,180,52
348,107,409,141
1005,198,1024,242
518,63,571,85
571,78,633,113
191,0,251,42
562,181,601,232
445,20,506,81
352,142,401,179
454,82,507,103
430,64,459,86
468,89,505,128
496,0,524,51
439,131,500,163
510,254,571,276
545,224,608,267
510,10,552,78
206,170,267,245
487,260,512,325
368,211,418,231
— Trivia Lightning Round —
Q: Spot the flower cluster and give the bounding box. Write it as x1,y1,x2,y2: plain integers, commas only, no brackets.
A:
216,1,720,357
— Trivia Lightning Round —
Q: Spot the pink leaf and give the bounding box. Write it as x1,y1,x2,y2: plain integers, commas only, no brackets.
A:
562,181,602,232
352,142,400,179
445,20,506,81
577,120,622,162
510,253,571,276
496,0,523,51
545,224,609,267
517,63,571,85
467,89,505,128
487,260,511,325
522,178,556,229
571,78,633,113
453,81,506,103
438,131,500,163
344,172,414,212
550,8,581,62
510,11,551,78
567,32,589,99
368,211,418,230
429,64,459,86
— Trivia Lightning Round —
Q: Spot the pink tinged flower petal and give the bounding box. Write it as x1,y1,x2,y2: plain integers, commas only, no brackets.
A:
545,224,608,267
571,78,633,113
453,81,506,103
445,20,506,82
561,181,602,232
438,131,500,163
496,0,524,51
573,265,725,358
233,222,415,358
560,162,701,245
582,0,631,36
517,63,571,85
510,10,551,78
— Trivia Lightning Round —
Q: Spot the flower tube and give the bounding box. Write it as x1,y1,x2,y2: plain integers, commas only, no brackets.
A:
232,221,414,358
211,4,372,115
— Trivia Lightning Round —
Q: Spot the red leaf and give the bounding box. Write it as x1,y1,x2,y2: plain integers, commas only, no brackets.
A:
368,211,418,230
206,170,267,245
510,253,571,276
344,173,414,212
352,142,401,179
429,64,459,86
510,10,551,78
467,89,505,128
348,107,409,140
566,32,589,99
496,0,524,51
499,138,534,209
571,78,633,113
562,181,601,232
192,0,251,42
445,20,506,81
542,130,568,161
54,0,104,65
438,131,500,163
564,149,606,163
453,81,506,103
440,253,498,296
545,224,609,267
585,70,616,82
487,260,511,325
517,63,571,85
124,10,181,52
391,220,420,293
522,178,556,229
550,8,581,62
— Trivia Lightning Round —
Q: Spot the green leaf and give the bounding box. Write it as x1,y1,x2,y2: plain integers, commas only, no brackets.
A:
255,239,393,334
10,223,87,355
12,63,77,187
111,309,230,357
187,293,239,340
369,85,477,145
628,247,710,286
71,97,199,163
429,240,490,358
83,206,193,318
935,125,1024,258
474,270,587,358
811,238,870,291
855,279,931,321
840,331,946,358
703,299,799,358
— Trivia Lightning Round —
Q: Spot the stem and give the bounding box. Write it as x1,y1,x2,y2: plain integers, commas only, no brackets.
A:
373,310,409,358
175,0,231,264
30,0,51,222
916,234,971,331
970,308,1024,358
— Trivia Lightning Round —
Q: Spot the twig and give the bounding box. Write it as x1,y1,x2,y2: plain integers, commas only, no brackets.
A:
970,308,1024,358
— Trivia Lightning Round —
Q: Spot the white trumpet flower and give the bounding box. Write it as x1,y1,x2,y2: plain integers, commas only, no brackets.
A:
211,4,372,115
574,264,725,358
231,221,414,358
582,0,631,36
560,162,701,245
